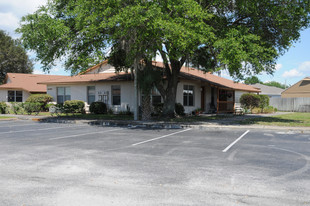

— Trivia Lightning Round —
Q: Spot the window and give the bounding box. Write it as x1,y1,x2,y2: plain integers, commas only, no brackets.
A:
111,85,121,105
57,87,71,104
183,85,194,106
8,90,23,102
87,86,96,104
152,88,162,105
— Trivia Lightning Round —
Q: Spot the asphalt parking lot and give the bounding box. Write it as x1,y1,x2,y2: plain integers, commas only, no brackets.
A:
0,120,309,206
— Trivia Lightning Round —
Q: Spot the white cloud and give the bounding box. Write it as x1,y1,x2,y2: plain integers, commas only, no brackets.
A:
275,64,282,71
282,69,303,78
298,61,310,71
0,12,19,28
51,68,60,72
33,69,45,74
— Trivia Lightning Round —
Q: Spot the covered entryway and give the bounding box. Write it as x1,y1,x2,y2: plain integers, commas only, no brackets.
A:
217,88,235,113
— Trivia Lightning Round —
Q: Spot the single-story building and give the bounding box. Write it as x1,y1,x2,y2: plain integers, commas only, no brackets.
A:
251,83,284,98
40,61,260,114
0,73,66,102
281,77,310,98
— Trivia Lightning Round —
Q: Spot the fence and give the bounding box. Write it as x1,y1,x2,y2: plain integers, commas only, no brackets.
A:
269,97,310,112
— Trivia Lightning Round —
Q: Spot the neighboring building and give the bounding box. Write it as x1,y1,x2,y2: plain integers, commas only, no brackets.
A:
281,77,310,98
40,61,260,114
0,73,66,102
251,83,284,98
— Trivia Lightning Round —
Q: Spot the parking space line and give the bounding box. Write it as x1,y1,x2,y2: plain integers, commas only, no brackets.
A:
132,128,192,146
0,124,88,135
222,130,250,153
49,128,122,140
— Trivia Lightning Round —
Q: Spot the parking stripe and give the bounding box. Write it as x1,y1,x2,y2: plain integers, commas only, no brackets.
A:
0,123,40,128
132,128,192,146
49,128,122,140
222,130,250,152
0,124,88,135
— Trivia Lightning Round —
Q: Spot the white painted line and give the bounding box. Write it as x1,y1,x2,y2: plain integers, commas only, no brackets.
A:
0,123,40,128
222,130,250,153
132,128,192,146
49,128,122,140
0,125,88,135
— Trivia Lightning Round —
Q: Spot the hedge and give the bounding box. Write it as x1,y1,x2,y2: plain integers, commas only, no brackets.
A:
0,102,7,114
63,100,85,114
26,94,53,111
89,102,107,114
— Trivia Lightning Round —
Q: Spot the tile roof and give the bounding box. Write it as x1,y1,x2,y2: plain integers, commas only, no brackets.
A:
39,72,132,84
40,61,260,93
0,73,67,92
152,61,260,92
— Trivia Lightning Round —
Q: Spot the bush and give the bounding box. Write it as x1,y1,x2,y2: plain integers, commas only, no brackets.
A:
264,106,277,113
23,102,41,115
240,93,260,113
26,94,53,111
258,95,270,112
0,102,8,114
152,103,163,116
11,102,23,114
175,103,185,116
63,100,85,114
89,102,107,114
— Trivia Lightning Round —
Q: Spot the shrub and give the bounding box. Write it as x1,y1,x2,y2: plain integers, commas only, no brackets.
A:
240,93,260,113
11,102,23,114
258,95,270,112
264,106,277,113
63,100,85,114
175,103,185,116
23,102,42,115
152,103,163,116
0,102,8,114
89,102,107,114
26,94,53,111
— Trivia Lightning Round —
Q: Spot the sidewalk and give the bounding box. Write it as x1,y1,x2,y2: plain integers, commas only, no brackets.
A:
1,112,309,132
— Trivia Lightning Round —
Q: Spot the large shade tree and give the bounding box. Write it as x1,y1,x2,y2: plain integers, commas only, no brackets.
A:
0,30,33,83
18,0,310,117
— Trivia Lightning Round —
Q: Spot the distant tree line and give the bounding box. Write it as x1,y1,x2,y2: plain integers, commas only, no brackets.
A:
244,76,288,89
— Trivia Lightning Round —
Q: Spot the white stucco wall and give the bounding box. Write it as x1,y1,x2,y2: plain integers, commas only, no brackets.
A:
0,89,30,102
0,90,7,102
176,80,202,114
47,82,135,113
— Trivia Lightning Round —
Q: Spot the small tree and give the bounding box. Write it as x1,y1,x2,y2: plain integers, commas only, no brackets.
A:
258,95,270,113
240,93,260,113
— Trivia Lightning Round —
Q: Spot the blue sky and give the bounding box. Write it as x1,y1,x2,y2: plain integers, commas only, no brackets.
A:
1,0,309,86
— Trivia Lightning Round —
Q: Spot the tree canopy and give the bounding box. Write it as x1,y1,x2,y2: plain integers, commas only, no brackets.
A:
244,76,263,85
17,0,310,116
0,30,33,83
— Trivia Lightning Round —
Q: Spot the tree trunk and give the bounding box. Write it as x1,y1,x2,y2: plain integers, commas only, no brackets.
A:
161,63,180,118
141,94,152,121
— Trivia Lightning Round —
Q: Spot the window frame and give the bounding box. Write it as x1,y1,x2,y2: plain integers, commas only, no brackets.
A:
111,85,121,106
87,86,96,105
183,85,194,106
7,90,23,102
57,87,71,104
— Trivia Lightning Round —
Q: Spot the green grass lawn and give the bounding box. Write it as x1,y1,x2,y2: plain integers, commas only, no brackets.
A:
239,113,310,127
0,116,15,119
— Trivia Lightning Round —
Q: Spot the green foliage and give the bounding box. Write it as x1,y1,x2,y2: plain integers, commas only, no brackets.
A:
23,102,41,115
153,103,164,116
17,0,310,116
244,76,262,85
10,102,23,114
89,102,107,114
0,102,8,114
26,94,53,111
264,106,277,113
258,95,270,112
240,93,260,113
0,30,33,83
175,103,185,116
263,81,287,89
63,100,85,114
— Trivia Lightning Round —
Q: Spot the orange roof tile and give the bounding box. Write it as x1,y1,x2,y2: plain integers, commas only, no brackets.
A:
152,61,260,92
39,72,132,84
0,73,67,92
